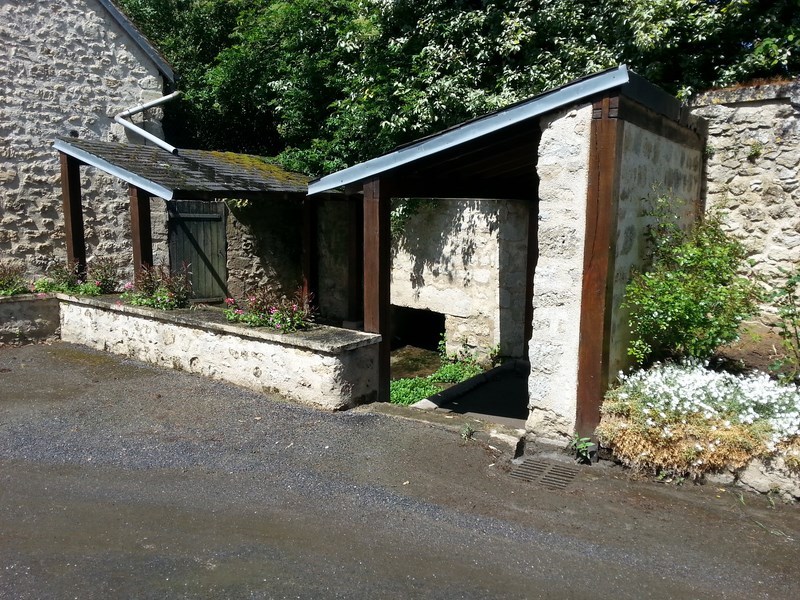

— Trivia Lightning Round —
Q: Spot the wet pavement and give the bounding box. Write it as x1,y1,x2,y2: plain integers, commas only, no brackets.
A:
1,342,799,599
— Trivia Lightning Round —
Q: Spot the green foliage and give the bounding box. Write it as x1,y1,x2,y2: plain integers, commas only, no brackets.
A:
117,0,800,174
428,360,483,384
121,264,192,310
769,270,800,383
223,286,314,333
624,195,759,364
31,260,118,296
389,377,441,406
0,262,29,296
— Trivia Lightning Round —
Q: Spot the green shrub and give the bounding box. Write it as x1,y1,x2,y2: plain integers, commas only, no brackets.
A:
428,360,482,383
121,264,191,310
769,269,800,382
223,286,314,333
0,262,29,296
625,196,759,365
32,261,114,296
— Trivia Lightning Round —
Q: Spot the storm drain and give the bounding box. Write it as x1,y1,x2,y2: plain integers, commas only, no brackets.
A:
509,458,579,490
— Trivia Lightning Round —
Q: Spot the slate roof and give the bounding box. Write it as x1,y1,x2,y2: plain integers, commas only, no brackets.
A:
54,138,309,200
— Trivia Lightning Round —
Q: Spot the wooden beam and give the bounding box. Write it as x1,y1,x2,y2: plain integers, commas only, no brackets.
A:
302,197,319,306
129,185,153,277
576,95,623,437
363,177,391,403
347,194,363,321
59,153,86,274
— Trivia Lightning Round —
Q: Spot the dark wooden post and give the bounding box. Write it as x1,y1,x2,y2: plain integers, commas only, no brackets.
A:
346,194,364,322
575,95,622,436
129,185,153,277
59,153,86,274
363,177,391,402
302,196,319,305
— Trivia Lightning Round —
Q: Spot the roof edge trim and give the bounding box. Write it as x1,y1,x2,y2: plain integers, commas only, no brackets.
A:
54,139,175,200
96,0,176,84
308,65,631,195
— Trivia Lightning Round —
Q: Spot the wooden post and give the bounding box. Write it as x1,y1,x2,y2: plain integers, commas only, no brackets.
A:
302,196,319,305
129,185,153,278
59,153,86,274
363,177,391,403
347,194,363,322
575,95,622,436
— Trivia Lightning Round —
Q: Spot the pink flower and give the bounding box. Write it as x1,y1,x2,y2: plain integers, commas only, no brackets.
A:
95,280,101,287
123,282,134,291
234,308,244,315
224,297,236,306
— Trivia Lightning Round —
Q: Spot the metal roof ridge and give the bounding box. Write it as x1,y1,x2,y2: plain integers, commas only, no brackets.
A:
308,65,630,195
54,138,174,200
96,0,176,84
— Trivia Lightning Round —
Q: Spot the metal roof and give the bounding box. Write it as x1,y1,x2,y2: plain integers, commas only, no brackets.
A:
97,0,175,84
308,65,684,195
54,138,309,200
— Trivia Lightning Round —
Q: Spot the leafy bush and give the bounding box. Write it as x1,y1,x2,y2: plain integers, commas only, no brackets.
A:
597,361,800,477
0,262,29,296
121,264,191,310
625,197,759,364
223,286,314,333
769,269,800,383
390,377,442,406
428,360,483,383
31,261,114,296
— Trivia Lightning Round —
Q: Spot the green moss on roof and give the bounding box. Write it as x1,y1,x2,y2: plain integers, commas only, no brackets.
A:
208,151,309,187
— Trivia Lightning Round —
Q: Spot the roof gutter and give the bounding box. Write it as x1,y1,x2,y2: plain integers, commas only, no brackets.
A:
114,91,182,155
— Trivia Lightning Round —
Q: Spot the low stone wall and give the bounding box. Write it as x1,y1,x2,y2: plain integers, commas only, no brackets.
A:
56,296,380,410
0,295,60,345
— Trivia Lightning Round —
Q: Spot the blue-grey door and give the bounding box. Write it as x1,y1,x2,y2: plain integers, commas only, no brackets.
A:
168,200,227,301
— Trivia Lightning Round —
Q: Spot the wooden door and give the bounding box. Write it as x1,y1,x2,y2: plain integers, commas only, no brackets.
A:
168,200,227,301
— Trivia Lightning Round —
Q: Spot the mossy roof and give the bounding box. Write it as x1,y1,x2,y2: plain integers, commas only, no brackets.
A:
54,138,309,200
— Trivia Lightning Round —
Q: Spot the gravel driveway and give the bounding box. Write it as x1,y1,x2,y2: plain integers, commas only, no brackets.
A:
1,342,798,599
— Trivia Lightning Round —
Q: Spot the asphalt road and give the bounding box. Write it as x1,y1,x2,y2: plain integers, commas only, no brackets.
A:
1,342,798,599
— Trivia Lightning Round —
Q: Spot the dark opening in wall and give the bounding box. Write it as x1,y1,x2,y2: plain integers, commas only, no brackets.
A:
390,305,445,351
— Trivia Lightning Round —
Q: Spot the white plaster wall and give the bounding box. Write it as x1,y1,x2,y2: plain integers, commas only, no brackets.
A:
59,300,379,409
0,0,167,279
526,105,592,439
610,123,703,379
390,199,529,358
692,83,800,291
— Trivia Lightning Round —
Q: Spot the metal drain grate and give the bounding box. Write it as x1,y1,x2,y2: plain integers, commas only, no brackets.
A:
510,458,579,490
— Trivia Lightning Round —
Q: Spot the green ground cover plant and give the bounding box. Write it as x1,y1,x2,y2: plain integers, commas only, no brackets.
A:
597,361,800,478
121,264,191,310
223,286,314,333
0,262,29,296
390,337,485,405
769,269,800,383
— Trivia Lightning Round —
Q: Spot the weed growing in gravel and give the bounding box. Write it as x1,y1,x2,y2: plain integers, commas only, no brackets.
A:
597,360,800,477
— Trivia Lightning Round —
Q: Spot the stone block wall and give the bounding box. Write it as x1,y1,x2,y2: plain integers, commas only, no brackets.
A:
526,105,592,439
390,199,530,359
0,0,167,279
692,82,800,289
0,295,60,345
609,122,703,379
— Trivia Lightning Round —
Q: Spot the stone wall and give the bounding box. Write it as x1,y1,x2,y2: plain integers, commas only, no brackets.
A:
692,82,800,289
0,0,167,279
390,199,530,359
58,295,380,410
609,122,704,379
526,105,592,439
225,198,304,300
0,295,60,345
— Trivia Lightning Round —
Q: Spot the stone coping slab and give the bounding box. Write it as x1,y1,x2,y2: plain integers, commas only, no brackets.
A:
54,294,381,354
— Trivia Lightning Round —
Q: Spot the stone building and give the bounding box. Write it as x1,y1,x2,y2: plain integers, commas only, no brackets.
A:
310,66,707,438
691,81,800,290
0,0,174,277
